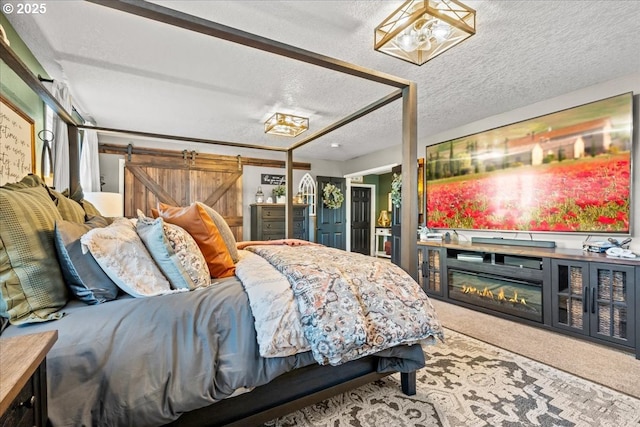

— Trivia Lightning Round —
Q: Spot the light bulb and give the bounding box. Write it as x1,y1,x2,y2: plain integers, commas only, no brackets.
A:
416,27,432,50
432,21,451,42
397,31,420,52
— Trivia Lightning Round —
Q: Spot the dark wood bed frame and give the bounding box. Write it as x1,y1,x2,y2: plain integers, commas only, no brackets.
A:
1,1,422,426
167,357,416,427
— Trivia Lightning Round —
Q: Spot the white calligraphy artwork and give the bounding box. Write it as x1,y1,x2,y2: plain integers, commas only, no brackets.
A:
0,96,35,185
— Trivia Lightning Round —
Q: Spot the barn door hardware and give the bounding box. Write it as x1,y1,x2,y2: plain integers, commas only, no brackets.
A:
127,143,133,162
237,155,242,171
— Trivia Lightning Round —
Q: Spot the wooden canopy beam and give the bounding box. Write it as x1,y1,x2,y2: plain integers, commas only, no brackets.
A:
85,0,419,276
81,125,287,153
0,39,78,126
86,0,412,89
400,83,418,277
289,90,403,151
5,0,418,275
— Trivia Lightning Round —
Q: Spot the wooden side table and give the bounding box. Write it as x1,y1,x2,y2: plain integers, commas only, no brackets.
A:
0,330,58,427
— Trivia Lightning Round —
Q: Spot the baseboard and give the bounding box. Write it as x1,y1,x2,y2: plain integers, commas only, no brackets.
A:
471,237,556,248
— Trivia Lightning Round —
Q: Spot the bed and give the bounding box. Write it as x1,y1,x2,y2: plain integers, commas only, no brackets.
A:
0,177,443,426
0,2,432,425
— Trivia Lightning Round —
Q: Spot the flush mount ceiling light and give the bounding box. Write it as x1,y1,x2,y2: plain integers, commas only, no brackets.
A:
375,0,476,65
264,112,309,137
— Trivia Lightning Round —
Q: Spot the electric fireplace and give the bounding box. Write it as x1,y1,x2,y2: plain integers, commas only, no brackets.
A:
448,269,543,322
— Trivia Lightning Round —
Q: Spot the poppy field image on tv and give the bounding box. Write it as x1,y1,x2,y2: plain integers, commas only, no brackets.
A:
426,93,634,233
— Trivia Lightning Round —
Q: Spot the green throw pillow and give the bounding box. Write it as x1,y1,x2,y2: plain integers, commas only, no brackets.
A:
81,199,102,217
49,188,87,223
0,185,68,324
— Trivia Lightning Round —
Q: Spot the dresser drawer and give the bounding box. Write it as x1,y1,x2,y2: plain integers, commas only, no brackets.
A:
262,232,285,241
262,220,285,231
375,227,392,236
261,207,285,219
259,206,306,219
292,208,306,219
0,376,36,427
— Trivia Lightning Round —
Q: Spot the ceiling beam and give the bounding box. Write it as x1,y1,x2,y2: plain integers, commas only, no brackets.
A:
288,90,403,152
80,125,288,152
86,0,412,89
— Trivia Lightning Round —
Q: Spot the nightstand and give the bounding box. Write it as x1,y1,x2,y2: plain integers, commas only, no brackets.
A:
0,330,57,427
375,227,392,258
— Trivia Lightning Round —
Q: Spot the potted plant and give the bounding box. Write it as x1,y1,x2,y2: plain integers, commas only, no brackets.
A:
273,185,286,203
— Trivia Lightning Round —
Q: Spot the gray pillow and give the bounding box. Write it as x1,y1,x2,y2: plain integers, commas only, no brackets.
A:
54,216,119,304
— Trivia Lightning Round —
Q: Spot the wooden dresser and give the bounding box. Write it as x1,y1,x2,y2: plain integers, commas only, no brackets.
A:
250,204,309,241
0,330,57,427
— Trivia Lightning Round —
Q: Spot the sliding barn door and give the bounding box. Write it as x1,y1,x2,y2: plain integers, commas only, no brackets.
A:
123,151,243,240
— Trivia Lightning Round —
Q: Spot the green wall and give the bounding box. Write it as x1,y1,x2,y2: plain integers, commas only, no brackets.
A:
378,172,393,212
1,14,50,174
363,172,394,224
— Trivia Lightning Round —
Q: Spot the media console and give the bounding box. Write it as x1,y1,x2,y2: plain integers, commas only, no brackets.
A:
416,240,639,359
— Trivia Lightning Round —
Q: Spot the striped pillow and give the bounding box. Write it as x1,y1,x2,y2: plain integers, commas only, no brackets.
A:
0,185,68,324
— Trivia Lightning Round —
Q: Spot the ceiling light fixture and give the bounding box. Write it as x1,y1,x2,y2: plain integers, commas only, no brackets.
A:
264,112,309,137
375,0,476,66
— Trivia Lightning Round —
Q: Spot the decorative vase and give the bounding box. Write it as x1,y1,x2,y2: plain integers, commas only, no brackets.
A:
419,226,429,241
377,210,391,227
276,195,286,204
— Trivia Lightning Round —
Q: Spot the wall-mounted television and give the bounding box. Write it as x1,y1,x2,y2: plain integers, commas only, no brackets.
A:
425,92,634,234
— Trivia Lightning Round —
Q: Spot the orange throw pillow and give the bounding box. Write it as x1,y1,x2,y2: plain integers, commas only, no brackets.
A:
156,203,236,278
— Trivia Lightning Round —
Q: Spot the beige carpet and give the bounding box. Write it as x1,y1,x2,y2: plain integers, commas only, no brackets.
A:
431,298,640,398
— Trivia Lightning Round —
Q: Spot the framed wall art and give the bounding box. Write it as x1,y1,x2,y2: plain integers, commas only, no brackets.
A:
0,94,35,185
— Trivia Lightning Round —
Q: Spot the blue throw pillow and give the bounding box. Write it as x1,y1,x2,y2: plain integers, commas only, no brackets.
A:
54,216,119,304
135,212,195,290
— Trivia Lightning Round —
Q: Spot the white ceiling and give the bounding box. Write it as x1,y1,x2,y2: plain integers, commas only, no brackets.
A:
6,1,640,162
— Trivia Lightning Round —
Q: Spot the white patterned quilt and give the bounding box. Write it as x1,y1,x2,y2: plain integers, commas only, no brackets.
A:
236,245,443,365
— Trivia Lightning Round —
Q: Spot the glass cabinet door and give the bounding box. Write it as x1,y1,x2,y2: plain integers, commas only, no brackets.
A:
589,263,635,347
551,260,589,335
418,246,443,296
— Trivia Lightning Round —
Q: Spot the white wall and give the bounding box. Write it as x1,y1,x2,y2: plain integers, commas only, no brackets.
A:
346,73,640,252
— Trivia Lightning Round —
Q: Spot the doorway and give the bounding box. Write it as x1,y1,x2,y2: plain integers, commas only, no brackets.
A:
316,176,346,250
350,186,372,255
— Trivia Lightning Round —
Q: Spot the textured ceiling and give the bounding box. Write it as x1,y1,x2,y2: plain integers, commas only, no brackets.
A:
6,1,640,162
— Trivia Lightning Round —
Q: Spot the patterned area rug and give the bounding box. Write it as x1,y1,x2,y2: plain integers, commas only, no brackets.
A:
266,329,640,427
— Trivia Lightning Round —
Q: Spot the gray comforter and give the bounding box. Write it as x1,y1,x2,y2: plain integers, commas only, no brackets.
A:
2,276,426,427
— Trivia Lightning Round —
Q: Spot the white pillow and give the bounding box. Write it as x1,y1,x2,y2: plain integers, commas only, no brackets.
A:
80,218,183,298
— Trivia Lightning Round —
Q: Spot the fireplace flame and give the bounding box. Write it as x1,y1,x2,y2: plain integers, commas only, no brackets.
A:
461,284,527,306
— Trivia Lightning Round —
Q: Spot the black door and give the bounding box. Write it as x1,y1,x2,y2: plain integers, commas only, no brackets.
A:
391,165,402,266
350,186,371,255
316,176,346,250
